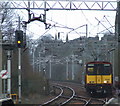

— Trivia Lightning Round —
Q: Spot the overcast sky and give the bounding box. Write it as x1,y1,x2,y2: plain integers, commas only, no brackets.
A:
15,1,116,40
25,10,116,40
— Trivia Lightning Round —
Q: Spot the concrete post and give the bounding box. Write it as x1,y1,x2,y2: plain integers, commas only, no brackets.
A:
39,52,41,72
7,50,11,94
49,59,51,79
66,57,69,80
0,29,3,98
72,55,74,80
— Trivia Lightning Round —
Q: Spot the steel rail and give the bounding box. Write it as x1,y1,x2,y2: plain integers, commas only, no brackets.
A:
84,98,93,106
61,95,107,105
84,98,107,105
91,98,106,104
74,95,106,105
41,82,112,105
59,86,75,105
74,95,92,105
41,83,76,105
62,95,88,104
41,86,63,105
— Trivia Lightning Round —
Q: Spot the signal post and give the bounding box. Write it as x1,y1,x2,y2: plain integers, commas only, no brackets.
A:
15,30,23,103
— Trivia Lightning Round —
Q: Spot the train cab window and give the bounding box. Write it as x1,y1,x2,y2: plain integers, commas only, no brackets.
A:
88,68,94,72
87,64,96,75
86,63,112,75
103,64,112,75
97,64,111,75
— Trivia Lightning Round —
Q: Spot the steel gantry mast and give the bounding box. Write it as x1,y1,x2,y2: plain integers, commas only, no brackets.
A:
0,0,117,11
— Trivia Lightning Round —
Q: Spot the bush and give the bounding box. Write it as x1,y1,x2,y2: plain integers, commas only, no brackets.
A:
11,49,50,97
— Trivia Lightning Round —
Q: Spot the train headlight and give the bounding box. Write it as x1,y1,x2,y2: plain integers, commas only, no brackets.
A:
104,81,107,83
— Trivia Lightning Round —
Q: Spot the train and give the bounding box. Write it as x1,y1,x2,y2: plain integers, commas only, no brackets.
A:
85,61,113,95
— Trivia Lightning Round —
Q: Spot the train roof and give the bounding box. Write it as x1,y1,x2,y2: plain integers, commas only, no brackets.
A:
86,61,112,64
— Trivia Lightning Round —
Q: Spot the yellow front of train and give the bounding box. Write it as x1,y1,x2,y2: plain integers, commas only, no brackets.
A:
85,62,113,95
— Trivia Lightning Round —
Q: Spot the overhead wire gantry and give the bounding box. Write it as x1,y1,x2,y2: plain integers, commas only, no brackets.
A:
0,0,117,11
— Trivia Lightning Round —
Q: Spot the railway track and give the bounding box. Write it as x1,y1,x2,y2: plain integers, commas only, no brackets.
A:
40,81,110,106
63,95,106,105
69,95,106,105
41,83,75,105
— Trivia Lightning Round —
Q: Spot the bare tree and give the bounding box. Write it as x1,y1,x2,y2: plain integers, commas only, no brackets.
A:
0,2,15,43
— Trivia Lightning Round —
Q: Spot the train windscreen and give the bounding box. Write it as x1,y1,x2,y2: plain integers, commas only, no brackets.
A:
86,63,112,75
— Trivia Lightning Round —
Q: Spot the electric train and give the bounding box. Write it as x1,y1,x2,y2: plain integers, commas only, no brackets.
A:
85,61,113,95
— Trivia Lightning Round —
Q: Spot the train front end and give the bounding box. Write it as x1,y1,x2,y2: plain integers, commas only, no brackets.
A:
85,61,113,95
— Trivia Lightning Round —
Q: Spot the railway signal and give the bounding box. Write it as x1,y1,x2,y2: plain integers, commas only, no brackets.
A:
15,30,23,48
